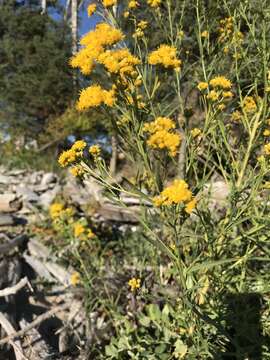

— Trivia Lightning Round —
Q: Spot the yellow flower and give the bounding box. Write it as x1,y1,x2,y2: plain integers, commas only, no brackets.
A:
50,203,64,219
264,143,270,155
231,110,242,122
144,117,181,156
87,3,96,16
190,128,202,138
128,278,141,291
148,45,181,70
153,179,193,207
201,30,209,38
89,144,101,156
263,129,270,137
147,131,181,156
207,90,219,101
124,11,129,18
185,198,197,214
71,140,87,153
243,96,257,114
70,165,84,177
143,117,176,133
70,23,124,75
77,85,116,110
58,149,77,167
70,272,80,286
87,229,95,239
209,76,232,89
98,49,140,76
197,82,208,91
138,20,148,29
128,0,138,8
102,0,117,7
222,91,233,98
217,103,226,111
74,222,85,238
147,0,161,7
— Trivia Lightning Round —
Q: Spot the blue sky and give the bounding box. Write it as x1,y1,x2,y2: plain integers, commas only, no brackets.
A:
79,7,100,34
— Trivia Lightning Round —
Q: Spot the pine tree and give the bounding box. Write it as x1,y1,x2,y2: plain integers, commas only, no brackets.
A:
0,0,74,140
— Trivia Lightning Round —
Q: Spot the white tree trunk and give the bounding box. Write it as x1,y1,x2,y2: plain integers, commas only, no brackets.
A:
41,0,46,14
71,0,78,55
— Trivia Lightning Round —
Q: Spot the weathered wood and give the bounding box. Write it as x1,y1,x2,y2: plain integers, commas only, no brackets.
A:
0,234,27,255
0,302,71,346
19,319,50,359
0,194,22,213
0,214,16,226
0,313,26,360
0,277,29,298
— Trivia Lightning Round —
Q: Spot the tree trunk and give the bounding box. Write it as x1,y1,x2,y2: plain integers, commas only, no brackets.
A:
41,0,46,14
109,135,118,177
71,0,78,56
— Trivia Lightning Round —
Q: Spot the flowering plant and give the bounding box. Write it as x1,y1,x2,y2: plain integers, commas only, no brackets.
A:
58,0,270,356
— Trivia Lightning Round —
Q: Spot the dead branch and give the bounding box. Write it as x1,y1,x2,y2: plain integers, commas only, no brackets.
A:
0,302,71,346
0,313,27,360
0,277,29,298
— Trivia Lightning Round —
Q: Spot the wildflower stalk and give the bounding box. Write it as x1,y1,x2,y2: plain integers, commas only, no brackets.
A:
236,106,262,188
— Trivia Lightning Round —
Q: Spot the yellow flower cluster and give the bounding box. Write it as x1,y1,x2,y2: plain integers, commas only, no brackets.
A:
153,179,196,213
73,222,95,239
128,277,141,291
76,85,116,110
89,144,101,157
143,117,181,156
143,117,176,133
198,76,233,109
58,140,86,167
103,0,117,7
218,17,244,55
148,45,181,71
87,3,96,17
50,203,64,219
70,165,84,177
49,203,74,220
197,82,208,91
190,128,202,138
201,30,209,38
231,110,242,122
128,0,138,8
98,49,140,77
133,20,148,39
209,76,232,89
147,0,161,7
243,96,257,114
70,23,124,75
264,143,270,155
